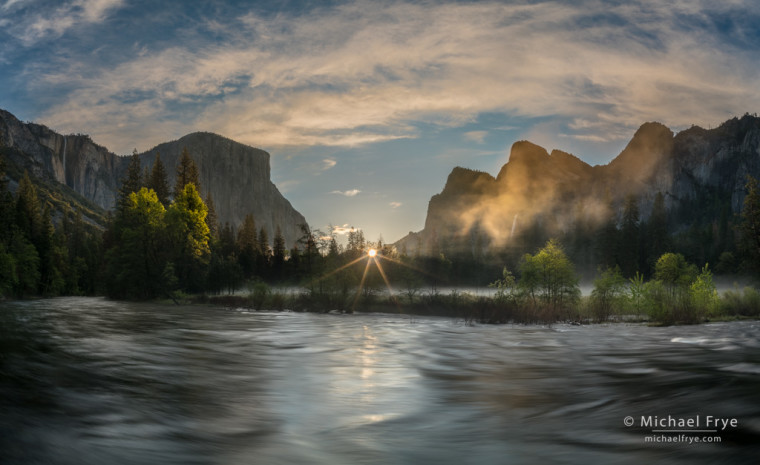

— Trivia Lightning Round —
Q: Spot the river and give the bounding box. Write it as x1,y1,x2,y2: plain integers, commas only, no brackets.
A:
1,297,758,464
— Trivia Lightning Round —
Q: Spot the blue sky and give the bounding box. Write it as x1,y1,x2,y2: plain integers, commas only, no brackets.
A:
2,0,759,243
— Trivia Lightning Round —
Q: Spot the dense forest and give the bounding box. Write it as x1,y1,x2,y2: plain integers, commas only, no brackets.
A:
1,147,759,323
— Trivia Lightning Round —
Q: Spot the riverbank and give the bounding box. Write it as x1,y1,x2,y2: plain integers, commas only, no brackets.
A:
188,284,760,326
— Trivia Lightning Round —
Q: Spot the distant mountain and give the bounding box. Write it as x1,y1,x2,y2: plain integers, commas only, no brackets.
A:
395,114,760,269
0,108,307,246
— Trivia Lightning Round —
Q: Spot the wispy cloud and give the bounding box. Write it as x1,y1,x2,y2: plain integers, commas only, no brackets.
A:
331,224,357,235
322,158,337,170
20,0,760,153
389,201,402,209
464,131,488,144
331,189,361,197
4,0,124,45
1,0,24,11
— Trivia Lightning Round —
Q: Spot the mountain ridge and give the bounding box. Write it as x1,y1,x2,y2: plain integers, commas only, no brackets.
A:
395,114,760,269
0,108,307,247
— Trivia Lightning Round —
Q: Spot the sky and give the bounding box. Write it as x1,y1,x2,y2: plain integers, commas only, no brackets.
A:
2,0,759,243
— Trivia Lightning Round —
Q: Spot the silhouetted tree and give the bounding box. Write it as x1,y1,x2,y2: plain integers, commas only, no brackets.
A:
272,226,286,280
647,192,669,271
205,192,219,240
619,194,640,277
15,171,41,243
174,147,200,196
148,153,170,207
237,214,258,277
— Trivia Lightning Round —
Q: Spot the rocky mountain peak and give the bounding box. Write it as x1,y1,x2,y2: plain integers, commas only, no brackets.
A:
0,108,307,247
496,140,550,181
441,167,495,196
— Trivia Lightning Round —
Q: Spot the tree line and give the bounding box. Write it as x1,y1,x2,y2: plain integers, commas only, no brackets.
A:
0,156,102,297
1,142,759,309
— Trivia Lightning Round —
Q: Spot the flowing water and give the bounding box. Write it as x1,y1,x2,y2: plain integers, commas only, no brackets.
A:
1,297,758,464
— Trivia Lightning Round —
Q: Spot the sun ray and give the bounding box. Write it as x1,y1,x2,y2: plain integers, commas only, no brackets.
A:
352,258,373,310
310,255,367,285
375,254,448,283
372,256,399,306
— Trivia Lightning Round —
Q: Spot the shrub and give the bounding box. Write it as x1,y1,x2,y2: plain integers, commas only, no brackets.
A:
249,282,270,310
689,265,719,318
591,266,626,322
719,286,760,317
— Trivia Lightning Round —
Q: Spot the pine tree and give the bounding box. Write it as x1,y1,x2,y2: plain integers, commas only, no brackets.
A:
257,227,270,277
272,226,286,279
596,197,618,269
328,236,339,258
237,214,258,276
148,153,170,207
219,222,236,258
205,192,219,239
118,150,143,213
166,183,210,292
619,194,640,277
647,192,669,271
38,204,65,295
174,147,200,196
15,171,41,243
258,227,270,255
113,188,168,298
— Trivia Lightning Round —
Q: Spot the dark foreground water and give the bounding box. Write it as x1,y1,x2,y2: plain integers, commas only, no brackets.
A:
1,298,759,464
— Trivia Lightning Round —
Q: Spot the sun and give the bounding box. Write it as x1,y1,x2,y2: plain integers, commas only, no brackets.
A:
368,248,377,257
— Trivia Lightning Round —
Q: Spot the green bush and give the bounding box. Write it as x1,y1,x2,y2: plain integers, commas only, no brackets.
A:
591,266,626,322
719,286,760,317
689,265,719,318
249,282,270,310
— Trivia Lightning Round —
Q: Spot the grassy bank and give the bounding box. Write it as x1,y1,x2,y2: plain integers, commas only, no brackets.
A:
190,283,760,326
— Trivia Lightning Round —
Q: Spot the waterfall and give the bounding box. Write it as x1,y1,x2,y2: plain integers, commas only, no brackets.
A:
510,214,518,238
62,136,67,185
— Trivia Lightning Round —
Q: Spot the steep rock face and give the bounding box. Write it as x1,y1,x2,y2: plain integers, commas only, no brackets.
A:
140,133,306,246
669,116,760,214
424,167,497,235
0,109,307,247
396,115,760,255
602,122,675,192
0,109,124,208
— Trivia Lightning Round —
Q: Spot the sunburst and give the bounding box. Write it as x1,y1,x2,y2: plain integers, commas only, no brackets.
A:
306,246,447,312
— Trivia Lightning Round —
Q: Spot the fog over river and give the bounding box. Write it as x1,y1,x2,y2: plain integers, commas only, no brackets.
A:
1,297,758,464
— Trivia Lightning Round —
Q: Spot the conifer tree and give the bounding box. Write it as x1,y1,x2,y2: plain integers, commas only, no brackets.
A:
148,153,170,207
258,227,270,255
205,192,219,239
174,147,200,196
111,188,168,298
237,214,258,276
257,226,270,276
118,150,143,213
647,192,669,271
219,222,236,258
166,183,210,291
272,226,286,278
619,194,640,277
15,171,41,243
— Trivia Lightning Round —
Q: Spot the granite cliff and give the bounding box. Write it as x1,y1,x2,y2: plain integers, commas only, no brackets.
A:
0,108,306,246
138,133,306,247
396,115,760,259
